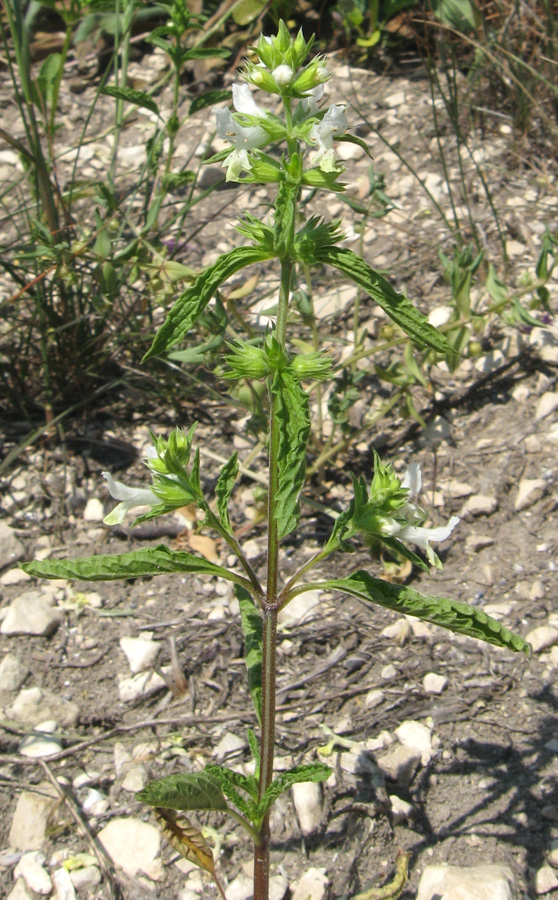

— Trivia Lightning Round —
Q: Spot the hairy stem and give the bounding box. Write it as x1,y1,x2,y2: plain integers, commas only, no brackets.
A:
254,254,293,900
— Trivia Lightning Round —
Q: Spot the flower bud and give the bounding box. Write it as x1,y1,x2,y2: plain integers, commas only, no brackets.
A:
292,58,329,96
291,351,333,381
272,64,295,88
224,342,271,380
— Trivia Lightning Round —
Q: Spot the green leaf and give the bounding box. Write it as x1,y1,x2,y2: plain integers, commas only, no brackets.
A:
204,765,258,819
182,47,231,60
143,247,275,361
237,585,263,725
232,0,266,26
335,134,372,158
274,179,298,257
137,772,228,811
100,85,159,116
315,570,531,655
485,263,508,305
302,168,346,192
215,452,239,533
272,370,311,540
21,544,249,588
431,0,480,32
189,90,232,116
314,247,451,353
37,53,62,105
256,764,331,820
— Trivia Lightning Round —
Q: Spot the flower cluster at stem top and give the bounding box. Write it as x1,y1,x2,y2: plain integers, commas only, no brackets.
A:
213,21,349,183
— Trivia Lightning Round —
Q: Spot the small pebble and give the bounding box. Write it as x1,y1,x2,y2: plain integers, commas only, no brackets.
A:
423,672,447,694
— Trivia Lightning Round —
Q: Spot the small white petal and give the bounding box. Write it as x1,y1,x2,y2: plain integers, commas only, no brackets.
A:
300,84,324,115
102,472,158,507
232,83,266,118
399,515,460,551
401,463,421,498
215,108,235,139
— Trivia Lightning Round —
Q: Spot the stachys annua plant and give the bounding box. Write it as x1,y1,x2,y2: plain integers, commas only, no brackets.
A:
23,21,530,900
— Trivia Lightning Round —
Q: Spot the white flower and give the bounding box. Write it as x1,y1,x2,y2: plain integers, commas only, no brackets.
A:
102,471,159,525
401,462,421,497
232,83,266,117
398,517,460,567
309,104,347,172
300,84,324,116
215,85,271,182
388,463,460,567
215,108,268,182
272,64,294,87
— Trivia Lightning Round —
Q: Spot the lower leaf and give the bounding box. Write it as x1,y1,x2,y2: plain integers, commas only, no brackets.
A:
307,570,531,655
154,808,215,874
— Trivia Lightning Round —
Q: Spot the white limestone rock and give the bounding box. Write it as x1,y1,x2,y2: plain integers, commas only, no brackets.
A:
52,866,76,900
292,867,328,900
416,864,519,900
423,672,447,695
535,864,558,895
117,669,167,702
278,590,322,624
292,781,323,836
6,686,79,728
119,635,160,674
365,689,385,708
69,866,102,891
0,653,29,691
97,817,160,877
465,534,494,553
536,392,558,420
515,478,547,511
389,794,414,823
19,729,63,758
213,731,245,761
1,568,31,585
83,498,105,521
14,851,52,894
395,719,434,765
376,744,421,787
526,625,558,653
461,495,498,517
1,593,62,636
0,521,24,571
226,872,253,900
8,880,37,900
9,783,59,850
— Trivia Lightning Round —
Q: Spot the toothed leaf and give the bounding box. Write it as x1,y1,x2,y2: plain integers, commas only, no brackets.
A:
315,570,531,655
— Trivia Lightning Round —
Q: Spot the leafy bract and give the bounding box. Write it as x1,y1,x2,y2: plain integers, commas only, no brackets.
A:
143,247,275,360
137,772,228,811
311,570,531,655
256,763,331,819
215,452,239,533
272,370,311,540
100,85,159,115
154,808,215,874
21,545,251,589
237,586,263,724
314,247,451,354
